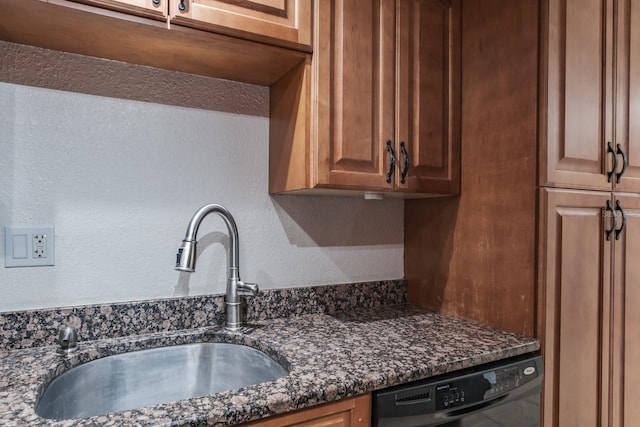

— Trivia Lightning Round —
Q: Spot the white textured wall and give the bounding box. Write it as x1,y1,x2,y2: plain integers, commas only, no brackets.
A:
0,48,404,312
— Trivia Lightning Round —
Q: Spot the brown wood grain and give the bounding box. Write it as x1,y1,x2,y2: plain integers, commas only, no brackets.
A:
0,0,306,86
405,0,539,336
169,0,311,51
269,58,312,193
395,0,461,195
315,0,395,191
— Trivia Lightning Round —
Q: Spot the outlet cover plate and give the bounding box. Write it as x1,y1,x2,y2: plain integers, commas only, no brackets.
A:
5,227,55,267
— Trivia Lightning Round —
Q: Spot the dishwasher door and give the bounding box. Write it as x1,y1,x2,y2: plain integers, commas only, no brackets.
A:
372,353,542,427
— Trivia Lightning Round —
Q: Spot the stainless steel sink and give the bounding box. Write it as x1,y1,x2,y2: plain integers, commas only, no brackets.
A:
36,342,288,420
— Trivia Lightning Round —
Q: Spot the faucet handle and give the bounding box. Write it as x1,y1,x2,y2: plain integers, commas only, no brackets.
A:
237,281,259,297
57,325,78,354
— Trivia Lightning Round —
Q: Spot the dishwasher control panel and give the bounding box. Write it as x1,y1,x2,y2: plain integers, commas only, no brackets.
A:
434,357,540,410
372,353,543,427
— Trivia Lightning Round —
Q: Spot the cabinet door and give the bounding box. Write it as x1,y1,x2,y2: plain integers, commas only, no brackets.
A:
611,194,640,427
614,0,640,192
170,0,311,50
542,0,614,191
239,395,370,427
395,0,460,195
312,0,395,191
540,189,613,427
68,0,167,19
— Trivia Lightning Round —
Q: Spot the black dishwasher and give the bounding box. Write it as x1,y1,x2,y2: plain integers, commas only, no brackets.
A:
372,352,542,427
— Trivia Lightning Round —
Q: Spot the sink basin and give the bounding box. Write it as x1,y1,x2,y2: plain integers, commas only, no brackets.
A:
36,342,288,420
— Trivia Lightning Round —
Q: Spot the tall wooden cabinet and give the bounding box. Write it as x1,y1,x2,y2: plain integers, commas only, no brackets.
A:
539,189,613,427
540,190,640,427
269,0,460,196
539,1,640,426
612,193,640,427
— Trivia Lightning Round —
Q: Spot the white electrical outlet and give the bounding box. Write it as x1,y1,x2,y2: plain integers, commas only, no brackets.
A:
4,227,55,267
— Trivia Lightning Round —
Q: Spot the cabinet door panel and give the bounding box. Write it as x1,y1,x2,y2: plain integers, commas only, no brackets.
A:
543,0,613,190
615,0,640,192
170,0,311,50
396,0,460,194
68,0,167,19
611,194,640,427
540,189,612,427
239,395,370,427
313,0,395,191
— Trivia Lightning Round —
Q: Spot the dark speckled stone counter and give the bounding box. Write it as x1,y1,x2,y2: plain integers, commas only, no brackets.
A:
0,307,538,426
0,305,538,426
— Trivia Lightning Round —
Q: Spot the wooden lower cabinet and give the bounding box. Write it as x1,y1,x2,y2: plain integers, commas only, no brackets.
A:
539,188,612,427
238,394,371,427
612,193,640,427
540,189,640,427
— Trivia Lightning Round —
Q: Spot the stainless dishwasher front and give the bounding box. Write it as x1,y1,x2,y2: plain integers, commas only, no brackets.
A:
372,352,542,427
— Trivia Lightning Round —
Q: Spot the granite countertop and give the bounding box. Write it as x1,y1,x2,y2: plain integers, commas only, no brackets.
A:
0,305,539,427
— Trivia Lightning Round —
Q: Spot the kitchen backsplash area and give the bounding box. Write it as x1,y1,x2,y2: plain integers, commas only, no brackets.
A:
0,280,407,350
0,41,404,313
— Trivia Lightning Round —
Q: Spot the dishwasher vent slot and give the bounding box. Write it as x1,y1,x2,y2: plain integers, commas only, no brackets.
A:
395,390,431,404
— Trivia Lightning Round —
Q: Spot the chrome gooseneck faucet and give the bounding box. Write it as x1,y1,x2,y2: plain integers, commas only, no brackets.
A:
175,204,258,331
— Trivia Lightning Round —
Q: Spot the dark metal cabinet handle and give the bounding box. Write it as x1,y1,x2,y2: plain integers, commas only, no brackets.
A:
386,140,396,184
615,200,627,240
178,0,186,11
606,199,617,241
616,143,628,184
400,141,409,184
152,0,160,5
607,141,618,183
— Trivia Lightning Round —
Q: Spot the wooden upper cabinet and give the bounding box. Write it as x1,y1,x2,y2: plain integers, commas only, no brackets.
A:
396,0,460,194
313,0,396,191
169,0,312,51
67,0,168,20
614,0,640,192
542,0,613,191
611,193,640,427
543,0,640,192
269,0,461,196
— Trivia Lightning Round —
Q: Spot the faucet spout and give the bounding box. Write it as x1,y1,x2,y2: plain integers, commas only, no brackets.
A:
175,204,258,330
176,204,239,273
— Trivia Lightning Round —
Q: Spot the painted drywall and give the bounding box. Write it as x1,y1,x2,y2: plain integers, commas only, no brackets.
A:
0,43,404,313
